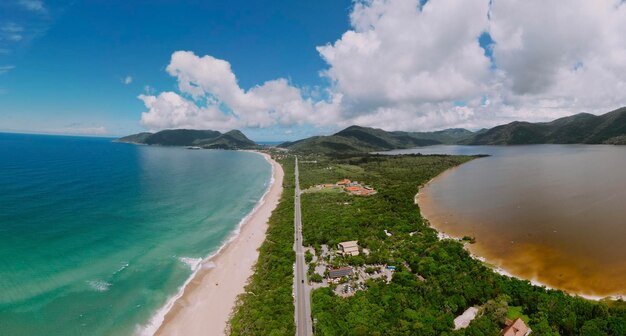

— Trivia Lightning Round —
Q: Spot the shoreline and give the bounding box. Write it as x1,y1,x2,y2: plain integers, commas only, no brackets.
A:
139,151,284,336
416,165,625,302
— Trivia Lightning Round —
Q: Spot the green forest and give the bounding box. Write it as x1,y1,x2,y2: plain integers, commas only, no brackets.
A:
230,152,626,335
300,154,626,335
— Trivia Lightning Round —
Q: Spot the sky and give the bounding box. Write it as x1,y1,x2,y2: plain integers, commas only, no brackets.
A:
1,0,626,141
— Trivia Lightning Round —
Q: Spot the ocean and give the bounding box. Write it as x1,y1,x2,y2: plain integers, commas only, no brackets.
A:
0,133,272,335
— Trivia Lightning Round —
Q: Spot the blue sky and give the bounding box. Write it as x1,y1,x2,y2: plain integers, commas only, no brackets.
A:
2,0,625,141
0,0,352,139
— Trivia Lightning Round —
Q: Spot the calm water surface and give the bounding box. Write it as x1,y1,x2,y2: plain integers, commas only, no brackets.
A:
385,145,626,297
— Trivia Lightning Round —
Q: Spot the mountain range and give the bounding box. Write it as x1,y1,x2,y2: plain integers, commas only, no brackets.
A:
117,107,626,152
279,107,626,152
462,107,626,145
277,126,472,153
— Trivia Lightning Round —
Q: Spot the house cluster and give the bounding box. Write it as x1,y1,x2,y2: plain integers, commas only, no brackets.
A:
309,241,395,297
319,179,377,196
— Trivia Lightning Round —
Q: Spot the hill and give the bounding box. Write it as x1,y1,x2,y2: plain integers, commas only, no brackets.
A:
116,129,258,149
115,132,153,144
464,107,626,145
409,128,475,144
194,130,257,149
279,125,472,153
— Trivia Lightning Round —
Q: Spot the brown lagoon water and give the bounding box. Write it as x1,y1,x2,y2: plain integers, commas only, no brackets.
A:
386,145,626,298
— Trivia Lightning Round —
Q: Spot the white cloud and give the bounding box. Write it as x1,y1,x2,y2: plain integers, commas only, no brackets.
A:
123,76,133,85
489,0,626,114
1,23,24,42
18,0,47,13
139,0,626,133
318,0,491,107
7,34,23,42
140,51,342,131
317,0,626,130
0,65,15,74
2,23,23,33
143,85,155,94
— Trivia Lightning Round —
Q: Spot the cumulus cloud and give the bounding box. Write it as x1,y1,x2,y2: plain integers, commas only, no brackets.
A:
140,51,341,131
123,76,133,85
319,0,491,107
139,0,626,132
490,0,626,114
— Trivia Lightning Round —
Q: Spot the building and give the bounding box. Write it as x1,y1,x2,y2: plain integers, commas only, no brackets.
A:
501,318,531,336
337,240,360,256
336,179,351,186
453,307,479,330
328,267,353,278
345,186,361,192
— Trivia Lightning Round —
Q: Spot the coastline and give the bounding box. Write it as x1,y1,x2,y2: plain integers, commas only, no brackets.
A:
140,151,284,336
416,166,625,302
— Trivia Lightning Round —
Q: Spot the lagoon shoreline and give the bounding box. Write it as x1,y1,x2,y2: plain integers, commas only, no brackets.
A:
416,164,625,302
142,152,284,336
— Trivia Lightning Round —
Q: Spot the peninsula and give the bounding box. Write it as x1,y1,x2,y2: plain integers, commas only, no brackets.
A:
229,151,626,335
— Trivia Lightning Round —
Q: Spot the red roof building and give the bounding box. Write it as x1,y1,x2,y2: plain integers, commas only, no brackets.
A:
501,318,531,336
336,179,351,185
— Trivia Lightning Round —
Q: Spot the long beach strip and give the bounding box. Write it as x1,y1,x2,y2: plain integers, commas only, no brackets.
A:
143,152,284,336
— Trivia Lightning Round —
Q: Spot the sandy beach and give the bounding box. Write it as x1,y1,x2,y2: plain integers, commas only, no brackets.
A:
150,152,284,336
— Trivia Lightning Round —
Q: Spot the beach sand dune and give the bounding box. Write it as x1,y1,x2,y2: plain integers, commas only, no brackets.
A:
153,152,284,336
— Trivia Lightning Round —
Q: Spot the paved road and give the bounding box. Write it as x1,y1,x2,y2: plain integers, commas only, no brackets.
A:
294,157,313,336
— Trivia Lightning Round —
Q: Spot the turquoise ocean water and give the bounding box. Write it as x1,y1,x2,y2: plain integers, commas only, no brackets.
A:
0,133,272,335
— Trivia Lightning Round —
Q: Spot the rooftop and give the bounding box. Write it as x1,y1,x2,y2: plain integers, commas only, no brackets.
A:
501,318,531,336
338,241,358,248
328,267,354,278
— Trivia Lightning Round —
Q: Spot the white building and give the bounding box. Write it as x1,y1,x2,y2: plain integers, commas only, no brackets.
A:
337,241,359,256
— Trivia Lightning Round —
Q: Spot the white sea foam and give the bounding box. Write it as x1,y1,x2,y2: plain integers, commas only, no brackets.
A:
136,151,276,336
87,280,111,292
178,257,203,271
201,261,217,270
113,262,130,275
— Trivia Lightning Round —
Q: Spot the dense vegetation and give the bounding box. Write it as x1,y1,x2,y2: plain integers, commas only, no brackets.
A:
464,107,626,145
228,155,296,335
115,131,153,144
279,126,473,154
297,154,626,335
116,129,258,149
279,108,626,154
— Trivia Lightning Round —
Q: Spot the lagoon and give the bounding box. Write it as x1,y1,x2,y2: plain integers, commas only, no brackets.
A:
385,145,626,298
